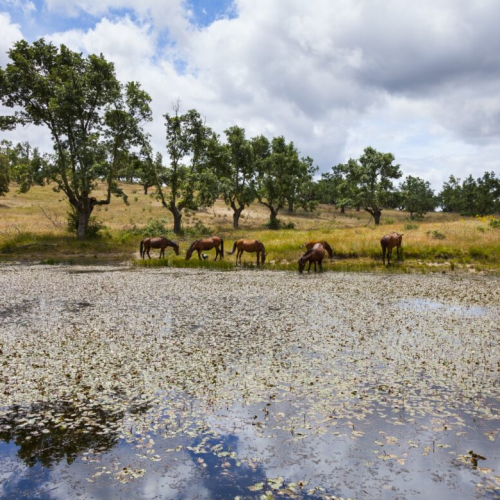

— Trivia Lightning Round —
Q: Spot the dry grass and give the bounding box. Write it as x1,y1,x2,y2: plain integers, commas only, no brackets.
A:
1,182,499,273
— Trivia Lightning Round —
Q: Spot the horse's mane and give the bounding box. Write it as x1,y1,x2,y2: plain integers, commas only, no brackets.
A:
301,248,314,260
187,240,199,252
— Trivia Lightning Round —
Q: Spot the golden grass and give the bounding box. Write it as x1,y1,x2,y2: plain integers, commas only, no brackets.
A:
1,182,499,273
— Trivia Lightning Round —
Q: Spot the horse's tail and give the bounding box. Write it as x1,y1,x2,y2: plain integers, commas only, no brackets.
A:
220,238,224,258
140,239,144,259
228,241,238,255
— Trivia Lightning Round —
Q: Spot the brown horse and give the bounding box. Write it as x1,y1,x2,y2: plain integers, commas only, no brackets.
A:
298,243,326,273
140,237,180,259
228,239,266,266
301,240,333,258
381,232,403,265
186,236,224,260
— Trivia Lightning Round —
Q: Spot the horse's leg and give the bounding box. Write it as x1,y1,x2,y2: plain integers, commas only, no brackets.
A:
197,249,202,260
257,251,260,267
147,247,151,259
308,261,311,273
319,260,323,272
215,245,219,261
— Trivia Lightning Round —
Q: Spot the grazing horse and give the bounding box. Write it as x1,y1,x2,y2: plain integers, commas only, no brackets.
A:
298,243,326,274
186,236,224,261
228,239,266,266
140,237,180,259
381,232,403,265
301,240,333,259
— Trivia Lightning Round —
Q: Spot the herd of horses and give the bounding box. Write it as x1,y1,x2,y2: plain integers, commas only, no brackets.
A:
139,232,404,272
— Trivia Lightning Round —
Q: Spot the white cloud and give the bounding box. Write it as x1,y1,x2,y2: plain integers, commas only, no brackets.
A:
1,0,500,189
0,12,24,66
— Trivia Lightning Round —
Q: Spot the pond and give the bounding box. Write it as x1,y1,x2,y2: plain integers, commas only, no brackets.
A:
1,266,499,499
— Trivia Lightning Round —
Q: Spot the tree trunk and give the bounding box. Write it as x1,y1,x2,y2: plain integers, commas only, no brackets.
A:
77,208,91,240
143,182,149,195
173,211,182,234
287,200,294,213
356,205,361,212
340,205,345,214
373,211,381,225
269,206,279,227
233,207,244,229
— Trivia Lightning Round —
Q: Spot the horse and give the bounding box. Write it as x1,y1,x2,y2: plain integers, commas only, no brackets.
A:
301,240,333,259
228,239,266,266
140,237,180,259
381,232,403,265
186,236,224,261
298,243,326,273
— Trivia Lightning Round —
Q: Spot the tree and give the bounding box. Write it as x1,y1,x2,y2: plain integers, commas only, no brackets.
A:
218,126,257,229
149,106,218,234
399,175,437,218
0,141,11,196
256,136,316,226
438,172,500,215
0,39,152,238
344,147,402,225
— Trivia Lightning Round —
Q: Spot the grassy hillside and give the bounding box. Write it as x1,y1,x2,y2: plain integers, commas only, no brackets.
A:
1,182,499,273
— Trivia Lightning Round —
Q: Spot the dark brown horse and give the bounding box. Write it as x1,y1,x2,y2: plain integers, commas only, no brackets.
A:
140,237,180,259
301,240,333,258
298,243,326,273
228,239,266,266
186,236,224,260
381,232,403,265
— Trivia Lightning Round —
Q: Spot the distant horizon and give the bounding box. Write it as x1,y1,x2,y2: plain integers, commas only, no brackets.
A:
1,0,500,190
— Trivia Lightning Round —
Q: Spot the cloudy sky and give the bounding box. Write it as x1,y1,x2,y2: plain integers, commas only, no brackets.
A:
1,0,500,188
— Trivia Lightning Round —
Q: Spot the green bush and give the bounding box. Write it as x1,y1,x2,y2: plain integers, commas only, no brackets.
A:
490,218,500,229
264,218,295,230
428,230,446,240
66,207,105,238
142,218,171,237
404,223,419,231
384,218,395,225
185,219,212,236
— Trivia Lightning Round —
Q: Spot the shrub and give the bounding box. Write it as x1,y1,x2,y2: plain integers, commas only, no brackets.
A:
490,218,500,229
384,218,395,225
142,218,171,237
428,230,446,240
264,218,295,230
185,220,211,236
404,223,419,231
66,207,105,238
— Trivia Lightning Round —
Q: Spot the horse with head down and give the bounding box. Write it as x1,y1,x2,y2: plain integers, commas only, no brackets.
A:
186,236,224,261
301,240,333,259
381,232,403,265
298,243,326,273
228,239,266,266
140,237,179,259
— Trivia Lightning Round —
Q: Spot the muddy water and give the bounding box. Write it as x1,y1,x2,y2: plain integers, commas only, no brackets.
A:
0,266,499,499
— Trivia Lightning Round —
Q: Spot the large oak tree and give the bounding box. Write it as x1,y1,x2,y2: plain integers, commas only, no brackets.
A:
0,39,152,238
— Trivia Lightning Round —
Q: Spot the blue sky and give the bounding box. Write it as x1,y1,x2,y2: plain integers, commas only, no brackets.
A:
1,0,499,188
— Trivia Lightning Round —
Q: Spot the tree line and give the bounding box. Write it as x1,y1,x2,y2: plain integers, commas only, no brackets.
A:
1,40,499,238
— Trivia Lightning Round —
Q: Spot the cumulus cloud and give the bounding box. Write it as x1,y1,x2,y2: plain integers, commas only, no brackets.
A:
2,0,500,187
0,12,24,66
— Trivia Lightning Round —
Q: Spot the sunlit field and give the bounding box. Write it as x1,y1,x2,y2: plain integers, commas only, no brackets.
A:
1,182,499,273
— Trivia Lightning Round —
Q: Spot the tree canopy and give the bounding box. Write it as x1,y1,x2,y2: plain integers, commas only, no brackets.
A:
0,39,152,238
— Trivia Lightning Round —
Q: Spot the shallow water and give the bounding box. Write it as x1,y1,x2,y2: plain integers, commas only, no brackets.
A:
1,266,499,499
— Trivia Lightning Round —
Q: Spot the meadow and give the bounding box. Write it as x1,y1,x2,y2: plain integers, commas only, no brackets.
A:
1,182,499,273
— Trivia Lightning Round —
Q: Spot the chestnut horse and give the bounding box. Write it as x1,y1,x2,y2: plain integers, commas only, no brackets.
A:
301,240,333,258
298,243,326,273
140,237,180,259
186,236,224,260
228,239,266,266
381,232,403,265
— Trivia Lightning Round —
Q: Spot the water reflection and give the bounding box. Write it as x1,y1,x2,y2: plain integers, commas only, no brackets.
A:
0,400,120,468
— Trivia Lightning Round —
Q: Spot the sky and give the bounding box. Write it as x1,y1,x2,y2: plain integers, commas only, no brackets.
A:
1,0,500,189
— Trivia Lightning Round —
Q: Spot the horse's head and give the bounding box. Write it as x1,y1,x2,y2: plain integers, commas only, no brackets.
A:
298,257,305,274
173,242,180,256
